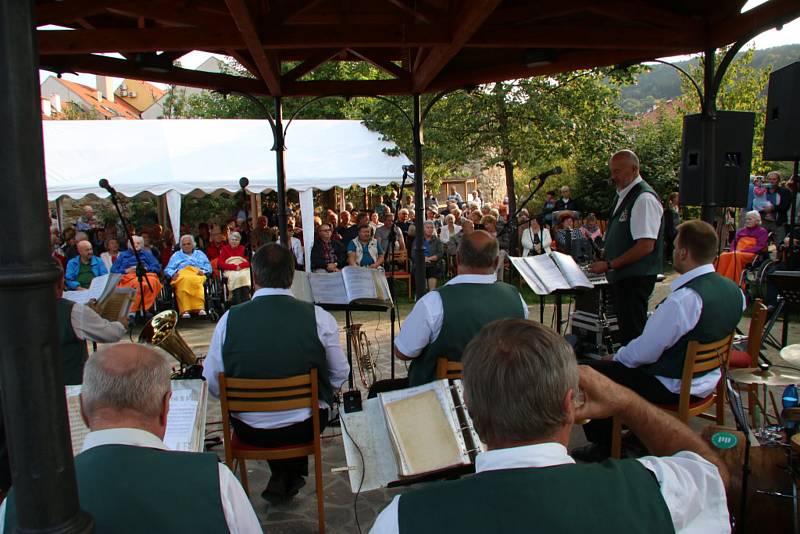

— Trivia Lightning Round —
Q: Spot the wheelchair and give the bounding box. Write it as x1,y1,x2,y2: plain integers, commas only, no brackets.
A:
156,272,224,322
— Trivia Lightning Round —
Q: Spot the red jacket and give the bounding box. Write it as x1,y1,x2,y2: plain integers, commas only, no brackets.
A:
218,244,250,270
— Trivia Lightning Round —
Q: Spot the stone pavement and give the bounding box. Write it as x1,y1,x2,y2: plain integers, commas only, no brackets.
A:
148,273,799,533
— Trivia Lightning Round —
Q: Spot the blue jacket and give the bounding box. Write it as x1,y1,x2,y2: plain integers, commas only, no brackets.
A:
164,250,212,278
111,250,162,275
65,255,108,290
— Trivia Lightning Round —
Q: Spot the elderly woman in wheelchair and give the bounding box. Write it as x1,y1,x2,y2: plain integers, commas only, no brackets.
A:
716,210,770,286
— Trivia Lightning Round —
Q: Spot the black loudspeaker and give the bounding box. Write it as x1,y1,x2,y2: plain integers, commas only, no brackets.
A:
764,61,800,162
679,111,755,207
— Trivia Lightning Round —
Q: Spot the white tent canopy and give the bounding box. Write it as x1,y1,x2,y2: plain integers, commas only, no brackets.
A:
43,119,411,266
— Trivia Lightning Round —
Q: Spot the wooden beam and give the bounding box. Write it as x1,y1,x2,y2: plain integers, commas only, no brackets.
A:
39,54,268,95
710,0,800,48
283,79,412,96
282,49,344,82
347,49,409,79
36,25,447,55
225,0,282,94
412,0,501,92
468,24,704,50
37,27,242,54
106,1,227,28
384,0,440,25
226,49,260,77
37,0,129,26
273,0,327,24
587,2,697,29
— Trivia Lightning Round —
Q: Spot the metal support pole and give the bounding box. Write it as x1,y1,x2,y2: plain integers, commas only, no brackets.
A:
0,1,92,532
273,96,289,248
701,48,718,224
412,94,426,299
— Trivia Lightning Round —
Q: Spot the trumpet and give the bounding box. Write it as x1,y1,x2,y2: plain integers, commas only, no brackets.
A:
348,323,377,389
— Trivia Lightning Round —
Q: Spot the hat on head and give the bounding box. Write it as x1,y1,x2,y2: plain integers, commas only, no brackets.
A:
557,210,577,223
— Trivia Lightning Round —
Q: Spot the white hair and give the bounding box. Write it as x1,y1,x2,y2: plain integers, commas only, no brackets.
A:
745,210,761,223
611,149,640,168
229,231,241,241
179,234,196,247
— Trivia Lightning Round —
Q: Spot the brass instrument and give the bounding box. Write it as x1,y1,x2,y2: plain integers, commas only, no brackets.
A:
348,323,377,389
138,310,197,365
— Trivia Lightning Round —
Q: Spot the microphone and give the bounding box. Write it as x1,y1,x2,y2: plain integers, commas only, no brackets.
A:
537,166,562,181
98,178,116,196
402,165,416,173
239,176,249,189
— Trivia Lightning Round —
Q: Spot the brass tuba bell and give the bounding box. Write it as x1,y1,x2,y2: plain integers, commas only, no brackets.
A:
139,310,196,365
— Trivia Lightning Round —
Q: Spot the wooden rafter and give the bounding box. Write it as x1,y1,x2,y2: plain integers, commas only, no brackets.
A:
39,54,267,94
282,49,345,82
225,0,282,94
384,0,440,25
106,1,225,28
38,27,242,54
412,0,501,92
347,49,409,79
710,0,800,48
226,49,260,77
272,0,327,24
587,2,697,29
283,79,412,96
37,0,129,26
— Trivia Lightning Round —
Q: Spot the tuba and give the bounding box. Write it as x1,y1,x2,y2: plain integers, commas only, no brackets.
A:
348,323,376,389
139,310,196,365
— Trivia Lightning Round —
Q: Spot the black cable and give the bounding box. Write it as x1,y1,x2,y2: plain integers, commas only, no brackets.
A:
337,400,365,534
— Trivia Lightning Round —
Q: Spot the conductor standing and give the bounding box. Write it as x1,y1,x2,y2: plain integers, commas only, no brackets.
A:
589,150,663,345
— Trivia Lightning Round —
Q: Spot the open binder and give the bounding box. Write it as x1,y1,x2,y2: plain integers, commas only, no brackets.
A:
291,266,393,307
63,273,136,322
379,379,485,478
510,252,594,295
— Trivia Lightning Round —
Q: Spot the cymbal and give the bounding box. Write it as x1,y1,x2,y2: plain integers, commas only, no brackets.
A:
729,367,800,386
780,344,800,364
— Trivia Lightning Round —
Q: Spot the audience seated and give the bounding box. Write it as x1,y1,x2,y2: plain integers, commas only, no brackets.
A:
218,231,251,305
0,343,260,532
554,212,592,264
111,235,163,315
310,223,347,273
347,225,385,269
419,221,444,291
521,217,552,257
374,212,406,253
716,210,769,284
99,238,120,271
370,319,731,533
65,240,108,290
165,235,213,318
203,244,349,503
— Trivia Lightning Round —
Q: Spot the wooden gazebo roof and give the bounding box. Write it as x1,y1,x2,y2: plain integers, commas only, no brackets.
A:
37,1,800,97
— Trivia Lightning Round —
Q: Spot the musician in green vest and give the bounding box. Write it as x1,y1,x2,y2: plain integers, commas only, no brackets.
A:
574,220,744,462
203,243,350,502
588,149,664,345
0,343,261,533
55,263,126,385
370,319,731,534
394,230,528,387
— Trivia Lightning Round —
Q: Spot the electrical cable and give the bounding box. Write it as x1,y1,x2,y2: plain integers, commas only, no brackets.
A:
336,393,366,534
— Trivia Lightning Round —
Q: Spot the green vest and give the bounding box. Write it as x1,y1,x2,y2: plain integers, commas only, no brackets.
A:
57,298,88,385
222,294,333,405
398,461,674,534
641,271,743,379
408,282,526,387
605,181,664,283
4,445,229,534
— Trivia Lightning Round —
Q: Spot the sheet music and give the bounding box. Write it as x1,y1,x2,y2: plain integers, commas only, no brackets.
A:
290,271,315,303
452,380,487,454
341,266,380,301
307,272,349,304
550,252,593,290
510,257,547,294
98,288,135,322
67,391,90,455
163,400,198,451
527,255,570,293
63,274,110,304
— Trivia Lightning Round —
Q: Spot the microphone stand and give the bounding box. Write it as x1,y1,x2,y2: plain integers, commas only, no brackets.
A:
496,171,553,243
239,177,254,297
387,166,412,379
101,179,152,325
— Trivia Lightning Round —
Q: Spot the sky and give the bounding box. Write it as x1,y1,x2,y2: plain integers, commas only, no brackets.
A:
39,1,800,92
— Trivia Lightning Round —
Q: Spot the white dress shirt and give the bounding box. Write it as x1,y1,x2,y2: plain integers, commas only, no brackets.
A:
0,428,262,534
394,274,529,359
70,301,127,342
613,264,745,397
613,176,663,240
203,287,349,428
370,442,729,534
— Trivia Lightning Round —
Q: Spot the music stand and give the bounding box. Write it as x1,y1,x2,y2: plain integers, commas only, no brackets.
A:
766,271,800,346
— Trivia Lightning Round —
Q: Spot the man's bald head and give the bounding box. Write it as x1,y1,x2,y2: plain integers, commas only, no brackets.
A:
457,230,499,273
77,240,94,261
81,343,171,431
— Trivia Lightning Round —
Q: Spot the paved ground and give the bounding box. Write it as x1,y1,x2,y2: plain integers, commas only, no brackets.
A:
142,273,800,533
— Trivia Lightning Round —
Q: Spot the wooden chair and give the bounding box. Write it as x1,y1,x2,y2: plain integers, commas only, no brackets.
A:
436,357,463,380
729,299,768,427
219,370,325,533
611,334,734,459
385,249,412,299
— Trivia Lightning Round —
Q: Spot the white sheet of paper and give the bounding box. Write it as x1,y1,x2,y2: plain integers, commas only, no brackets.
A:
163,400,198,451
67,393,90,455
307,272,349,304
341,266,378,301
528,254,570,293
550,251,593,289
510,256,547,295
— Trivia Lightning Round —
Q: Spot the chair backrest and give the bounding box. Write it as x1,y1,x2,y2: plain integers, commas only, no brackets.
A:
219,369,318,413
679,334,734,397
389,249,409,269
436,357,463,380
747,299,768,366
